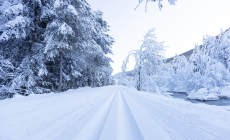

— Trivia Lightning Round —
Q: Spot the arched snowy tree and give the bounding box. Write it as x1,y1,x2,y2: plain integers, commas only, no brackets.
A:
121,28,167,93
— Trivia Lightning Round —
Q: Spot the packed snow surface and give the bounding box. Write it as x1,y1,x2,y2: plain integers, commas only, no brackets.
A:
0,86,230,140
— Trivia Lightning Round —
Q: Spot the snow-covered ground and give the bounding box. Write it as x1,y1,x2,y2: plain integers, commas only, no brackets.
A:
0,85,230,140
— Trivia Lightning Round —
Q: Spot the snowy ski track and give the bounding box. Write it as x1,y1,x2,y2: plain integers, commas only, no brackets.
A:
0,86,230,140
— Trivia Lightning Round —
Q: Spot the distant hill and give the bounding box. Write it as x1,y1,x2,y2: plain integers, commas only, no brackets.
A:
113,69,136,80
165,49,194,63
113,72,121,80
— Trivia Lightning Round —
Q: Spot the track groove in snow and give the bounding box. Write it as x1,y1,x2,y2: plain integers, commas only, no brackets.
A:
118,88,144,140
73,90,116,140
121,87,230,140
75,88,144,140
0,86,230,140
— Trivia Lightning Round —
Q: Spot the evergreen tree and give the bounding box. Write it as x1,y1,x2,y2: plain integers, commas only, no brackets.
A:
0,54,14,87
0,0,115,98
45,0,114,91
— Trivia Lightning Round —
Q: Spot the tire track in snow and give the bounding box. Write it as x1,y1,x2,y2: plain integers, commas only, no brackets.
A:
52,89,115,140
123,88,230,140
0,89,97,134
30,93,110,140
142,94,230,139
121,88,171,140
99,88,144,140
4,88,113,140
98,89,119,140
117,88,144,140
73,87,144,140
0,92,95,140
73,90,117,140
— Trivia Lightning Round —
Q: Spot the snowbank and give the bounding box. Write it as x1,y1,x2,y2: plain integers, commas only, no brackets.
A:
187,85,230,101
187,88,219,101
220,85,230,98
187,86,230,101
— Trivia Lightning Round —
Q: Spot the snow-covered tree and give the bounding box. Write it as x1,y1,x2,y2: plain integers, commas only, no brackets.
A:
0,0,55,95
120,28,167,92
0,0,115,98
200,29,230,70
162,39,230,95
190,45,230,90
118,60,127,86
0,54,14,99
0,0,26,40
0,55,14,82
135,0,177,11
85,10,114,87
45,1,114,91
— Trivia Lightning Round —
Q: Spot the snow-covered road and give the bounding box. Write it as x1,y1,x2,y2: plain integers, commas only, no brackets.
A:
1,86,230,140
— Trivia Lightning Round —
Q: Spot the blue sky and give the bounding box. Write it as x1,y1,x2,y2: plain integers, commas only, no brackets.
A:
87,0,230,75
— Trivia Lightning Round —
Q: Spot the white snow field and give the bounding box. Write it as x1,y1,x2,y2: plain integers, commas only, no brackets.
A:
1,86,230,140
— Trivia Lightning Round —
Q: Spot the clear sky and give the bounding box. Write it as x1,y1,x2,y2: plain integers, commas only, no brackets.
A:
87,0,230,75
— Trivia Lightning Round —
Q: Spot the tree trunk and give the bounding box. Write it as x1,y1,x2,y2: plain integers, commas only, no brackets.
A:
137,49,143,91
68,63,71,89
94,72,96,87
85,68,88,86
91,72,94,87
58,51,62,92
81,71,85,87
137,66,141,91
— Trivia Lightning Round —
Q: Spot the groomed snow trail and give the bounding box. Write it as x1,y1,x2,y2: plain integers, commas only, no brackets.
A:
0,86,230,140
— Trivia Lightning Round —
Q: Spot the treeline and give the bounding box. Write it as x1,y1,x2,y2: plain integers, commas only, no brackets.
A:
119,28,230,98
0,0,115,99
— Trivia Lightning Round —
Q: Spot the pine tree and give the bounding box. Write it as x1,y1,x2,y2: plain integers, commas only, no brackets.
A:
0,0,115,97
0,0,55,95
45,0,91,92
45,0,114,91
